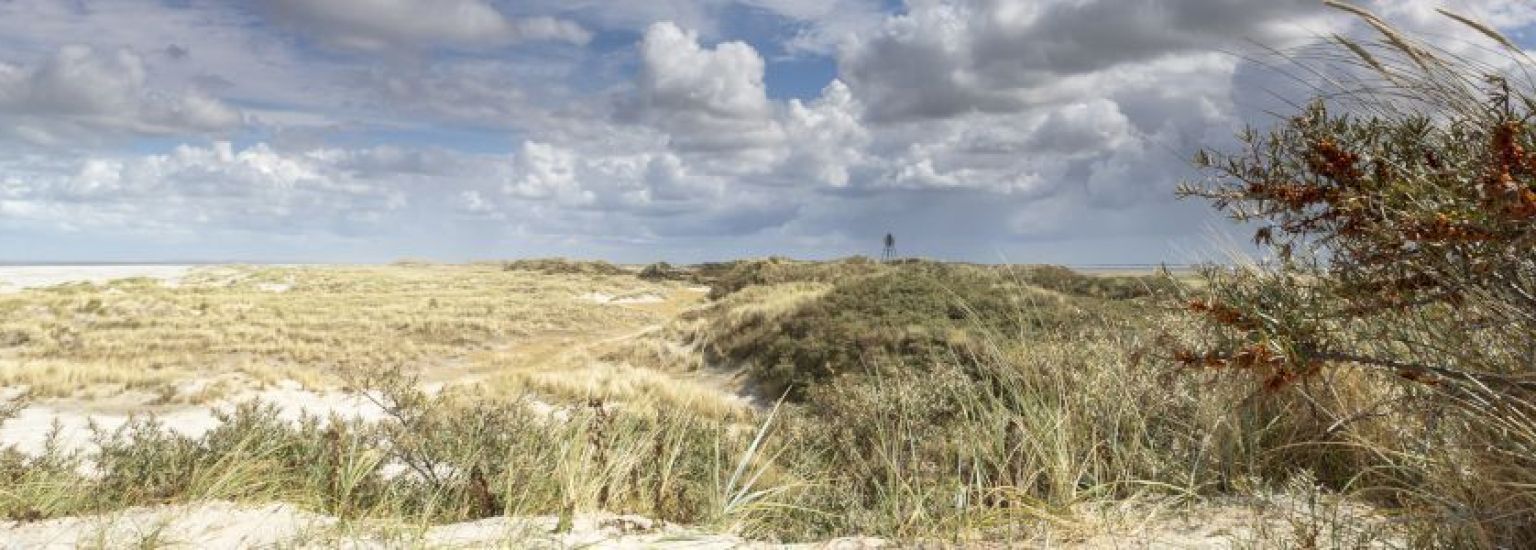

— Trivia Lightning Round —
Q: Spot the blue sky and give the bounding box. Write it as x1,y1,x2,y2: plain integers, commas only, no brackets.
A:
1,0,1534,264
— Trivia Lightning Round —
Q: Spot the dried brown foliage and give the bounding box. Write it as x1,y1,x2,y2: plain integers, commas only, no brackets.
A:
1176,5,1536,545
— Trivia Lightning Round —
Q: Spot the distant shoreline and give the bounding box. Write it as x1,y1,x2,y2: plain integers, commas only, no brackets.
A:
0,261,319,267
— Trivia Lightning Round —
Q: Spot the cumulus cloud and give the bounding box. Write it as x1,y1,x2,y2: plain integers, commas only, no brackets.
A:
565,5,1273,238
780,0,1536,255
1,142,413,235
840,0,1329,122
621,24,875,189
632,22,784,153
638,22,770,121
803,0,1340,205
504,141,592,204
0,46,242,145
263,0,591,52
1024,99,1135,155
0,135,784,244
781,80,868,186
502,140,729,212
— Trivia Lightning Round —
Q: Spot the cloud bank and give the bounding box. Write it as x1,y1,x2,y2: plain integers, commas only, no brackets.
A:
2,0,1534,262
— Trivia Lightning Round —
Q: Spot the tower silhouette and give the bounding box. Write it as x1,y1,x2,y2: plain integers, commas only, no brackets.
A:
882,233,897,262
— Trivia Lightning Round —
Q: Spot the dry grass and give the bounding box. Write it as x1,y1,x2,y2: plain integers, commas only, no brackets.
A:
0,260,1440,545
473,321,761,422
604,282,834,370
0,264,671,400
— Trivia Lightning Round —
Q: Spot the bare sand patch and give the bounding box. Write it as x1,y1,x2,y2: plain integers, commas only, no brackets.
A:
0,501,333,549
0,500,887,549
580,291,666,305
0,380,387,457
0,495,1394,548
611,293,664,305
254,281,293,293
0,265,197,294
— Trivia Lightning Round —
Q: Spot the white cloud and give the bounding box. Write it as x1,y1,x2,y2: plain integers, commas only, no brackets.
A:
4,0,1536,262
811,0,1338,202
502,140,729,212
742,0,889,54
457,190,498,215
633,22,784,152
840,0,1329,123
1024,99,1134,155
263,0,591,51
1379,0,1536,30
781,80,868,186
0,45,242,145
2,142,411,234
506,141,591,204
621,25,876,189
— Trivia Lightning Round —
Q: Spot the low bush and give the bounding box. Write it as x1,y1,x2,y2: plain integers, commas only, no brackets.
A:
697,262,1122,399
699,257,887,299
0,370,776,534
637,262,688,281
1016,265,1178,300
501,258,629,277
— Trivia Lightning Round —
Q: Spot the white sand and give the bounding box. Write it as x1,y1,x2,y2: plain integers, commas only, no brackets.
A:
0,380,388,458
0,501,887,549
0,265,196,294
254,282,292,293
0,405,224,457
0,495,1397,548
582,291,665,305
0,502,334,549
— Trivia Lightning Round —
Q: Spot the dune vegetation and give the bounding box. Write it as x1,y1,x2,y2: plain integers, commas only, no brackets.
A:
0,258,1400,546
0,263,677,401
3,5,1536,549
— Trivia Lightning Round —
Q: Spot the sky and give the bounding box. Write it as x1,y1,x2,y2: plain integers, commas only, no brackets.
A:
2,0,1534,264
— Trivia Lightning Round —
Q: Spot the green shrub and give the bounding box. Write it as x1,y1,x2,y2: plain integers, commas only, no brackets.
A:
704,263,1100,398
501,258,629,277
0,368,776,531
701,257,888,299
1017,265,1177,300
637,262,687,281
